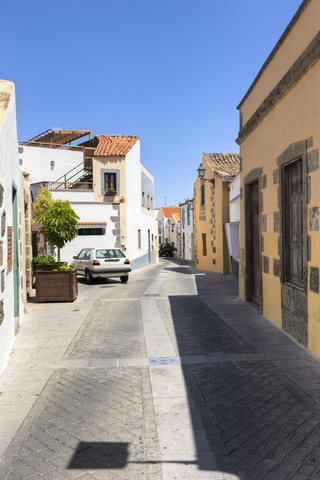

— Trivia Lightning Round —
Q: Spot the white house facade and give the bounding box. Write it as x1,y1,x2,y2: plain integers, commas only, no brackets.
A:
0,80,24,374
179,199,194,261
157,206,180,251
225,173,240,276
19,131,157,269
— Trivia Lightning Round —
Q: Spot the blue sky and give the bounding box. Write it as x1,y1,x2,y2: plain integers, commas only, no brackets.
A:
2,0,302,207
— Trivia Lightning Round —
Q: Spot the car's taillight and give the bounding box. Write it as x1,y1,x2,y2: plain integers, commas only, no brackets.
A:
93,260,100,266
124,259,130,264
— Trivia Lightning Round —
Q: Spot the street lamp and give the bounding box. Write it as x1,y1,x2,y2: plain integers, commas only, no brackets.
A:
197,163,215,185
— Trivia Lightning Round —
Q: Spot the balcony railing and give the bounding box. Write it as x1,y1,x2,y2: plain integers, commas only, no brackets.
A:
48,181,93,191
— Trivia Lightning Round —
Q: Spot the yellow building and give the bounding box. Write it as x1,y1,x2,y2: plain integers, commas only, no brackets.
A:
194,153,240,273
237,0,320,355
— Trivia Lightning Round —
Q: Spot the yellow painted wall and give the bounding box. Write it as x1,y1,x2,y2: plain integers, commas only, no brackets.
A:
193,157,230,273
241,1,319,124
239,46,320,355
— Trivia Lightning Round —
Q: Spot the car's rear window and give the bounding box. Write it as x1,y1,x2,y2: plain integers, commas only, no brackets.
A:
95,249,125,259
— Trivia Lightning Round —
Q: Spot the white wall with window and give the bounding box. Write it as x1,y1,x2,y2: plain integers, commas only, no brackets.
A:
180,199,194,260
0,81,24,374
50,198,119,264
125,142,156,269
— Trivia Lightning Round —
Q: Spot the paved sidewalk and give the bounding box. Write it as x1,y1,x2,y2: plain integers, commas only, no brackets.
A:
1,259,320,479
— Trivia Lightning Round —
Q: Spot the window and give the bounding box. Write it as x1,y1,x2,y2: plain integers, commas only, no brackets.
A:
187,206,190,225
202,233,207,256
96,249,125,259
201,183,205,206
172,224,174,233
104,173,117,193
284,159,303,286
142,192,145,207
78,228,105,236
138,229,141,249
147,195,150,210
151,197,153,210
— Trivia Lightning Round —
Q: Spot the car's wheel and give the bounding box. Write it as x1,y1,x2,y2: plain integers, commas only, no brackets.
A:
85,269,93,284
120,276,129,283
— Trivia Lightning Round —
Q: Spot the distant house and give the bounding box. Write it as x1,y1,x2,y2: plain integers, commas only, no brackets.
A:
19,130,157,269
179,199,194,260
236,0,320,356
193,153,240,273
157,206,180,250
0,80,27,373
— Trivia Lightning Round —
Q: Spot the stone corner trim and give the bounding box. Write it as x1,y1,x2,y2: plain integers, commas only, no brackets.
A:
309,207,319,231
236,31,320,145
310,266,319,293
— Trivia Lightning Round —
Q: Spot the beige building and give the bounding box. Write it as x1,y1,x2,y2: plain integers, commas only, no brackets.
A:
193,153,240,273
237,0,320,356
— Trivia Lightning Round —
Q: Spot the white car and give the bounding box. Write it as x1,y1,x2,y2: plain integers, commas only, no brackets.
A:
72,248,131,284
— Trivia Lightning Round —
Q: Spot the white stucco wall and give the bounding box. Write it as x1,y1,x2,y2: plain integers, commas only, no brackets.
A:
53,201,120,264
225,174,240,268
0,81,23,374
180,201,194,260
229,174,240,223
19,146,84,184
51,190,94,203
125,141,156,268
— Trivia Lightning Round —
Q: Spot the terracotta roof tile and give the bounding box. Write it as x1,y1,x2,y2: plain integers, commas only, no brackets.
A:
160,206,180,218
78,221,107,225
202,153,240,177
173,212,181,222
94,135,139,157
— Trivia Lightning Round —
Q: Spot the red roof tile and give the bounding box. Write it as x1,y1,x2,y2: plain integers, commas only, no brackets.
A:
173,212,181,222
202,153,240,177
94,135,139,157
160,206,180,218
78,221,107,225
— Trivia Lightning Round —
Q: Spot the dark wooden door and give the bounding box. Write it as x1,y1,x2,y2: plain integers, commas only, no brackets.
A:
285,160,303,286
250,181,260,305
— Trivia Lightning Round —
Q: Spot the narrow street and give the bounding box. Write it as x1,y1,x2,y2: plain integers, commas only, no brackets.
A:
1,258,320,479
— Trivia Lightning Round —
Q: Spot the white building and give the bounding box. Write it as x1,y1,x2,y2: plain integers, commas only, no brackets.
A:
225,173,240,277
157,206,180,251
179,199,194,260
19,130,157,269
0,80,24,374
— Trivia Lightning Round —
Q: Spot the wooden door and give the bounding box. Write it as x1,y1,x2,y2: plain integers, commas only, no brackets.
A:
250,181,260,305
285,160,303,286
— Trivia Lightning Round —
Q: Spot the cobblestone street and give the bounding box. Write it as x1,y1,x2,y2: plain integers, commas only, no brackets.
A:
1,258,320,479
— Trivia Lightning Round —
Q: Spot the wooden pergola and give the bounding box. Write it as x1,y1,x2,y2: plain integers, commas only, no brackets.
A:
24,129,91,146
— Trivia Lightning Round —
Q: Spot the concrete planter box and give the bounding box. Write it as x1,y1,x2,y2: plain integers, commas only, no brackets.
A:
35,270,78,303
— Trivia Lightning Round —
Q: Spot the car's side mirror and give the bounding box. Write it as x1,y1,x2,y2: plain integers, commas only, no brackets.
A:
73,256,78,259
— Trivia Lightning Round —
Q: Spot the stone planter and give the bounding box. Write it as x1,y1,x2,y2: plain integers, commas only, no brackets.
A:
35,270,78,302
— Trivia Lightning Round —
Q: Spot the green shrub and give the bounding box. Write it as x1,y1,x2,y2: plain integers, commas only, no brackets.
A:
53,265,73,271
33,254,56,265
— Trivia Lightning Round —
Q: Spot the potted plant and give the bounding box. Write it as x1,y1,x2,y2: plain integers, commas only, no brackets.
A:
105,186,116,196
34,197,79,302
